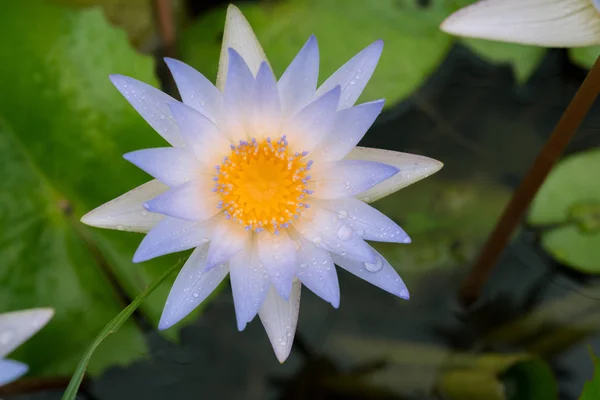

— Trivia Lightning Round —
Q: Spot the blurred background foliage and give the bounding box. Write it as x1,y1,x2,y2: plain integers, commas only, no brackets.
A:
2,0,600,399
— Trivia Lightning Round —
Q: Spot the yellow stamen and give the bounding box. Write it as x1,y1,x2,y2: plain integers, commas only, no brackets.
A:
213,136,313,234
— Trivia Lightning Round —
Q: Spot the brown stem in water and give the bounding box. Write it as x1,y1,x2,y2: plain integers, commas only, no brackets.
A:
460,54,600,307
154,0,177,58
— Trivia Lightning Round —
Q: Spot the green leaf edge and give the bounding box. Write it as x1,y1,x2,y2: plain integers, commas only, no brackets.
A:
61,260,181,400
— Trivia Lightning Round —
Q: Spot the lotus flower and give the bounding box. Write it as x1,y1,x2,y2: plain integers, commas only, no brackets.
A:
0,308,54,386
82,4,442,362
441,0,600,47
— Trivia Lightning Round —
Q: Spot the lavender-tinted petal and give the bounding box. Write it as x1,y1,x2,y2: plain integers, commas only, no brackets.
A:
109,74,184,147
331,246,409,299
158,245,229,330
217,4,268,90
164,58,222,123
278,35,319,117
258,279,301,363
284,86,340,152
250,62,282,140
311,160,398,199
257,231,296,300
0,359,28,386
133,217,211,262
229,240,270,331
144,180,220,222
123,148,200,187
169,102,231,166
205,221,247,270
221,48,255,142
294,206,375,263
312,100,384,162
314,40,383,110
317,198,410,244
292,232,340,308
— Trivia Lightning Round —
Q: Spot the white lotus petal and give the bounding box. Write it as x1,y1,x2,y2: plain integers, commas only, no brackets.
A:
217,4,269,91
0,359,28,387
205,220,247,270
441,0,600,47
278,35,319,117
312,99,384,163
229,238,270,330
257,231,296,300
220,48,255,142
249,62,282,140
311,160,398,199
133,217,211,262
332,246,409,299
81,180,167,233
0,308,54,358
169,101,231,167
284,86,340,152
315,40,383,109
259,279,301,363
164,58,222,123
144,179,220,222
317,198,410,244
291,231,340,308
123,147,201,187
158,245,229,330
294,206,375,263
109,74,184,147
346,147,443,203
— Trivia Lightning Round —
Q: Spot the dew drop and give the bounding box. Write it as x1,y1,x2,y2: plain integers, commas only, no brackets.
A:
192,292,199,298
337,210,348,219
336,224,353,241
365,258,383,273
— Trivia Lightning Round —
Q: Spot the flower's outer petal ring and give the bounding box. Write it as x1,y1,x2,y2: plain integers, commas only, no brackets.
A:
259,279,301,363
158,245,229,330
81,180,167,233
109,74,184,147
217,4,269,90
440,0,600,48
0,359,28,387
0,308,54,358
332,246,409,299
345,147,443,203
315,40,383,110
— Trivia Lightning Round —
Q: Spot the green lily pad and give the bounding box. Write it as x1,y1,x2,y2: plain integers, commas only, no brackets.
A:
570,46,600,69
0,0,212,376
580,348,600,400
462,39,545,83
528,149,600,273
180,0,453,107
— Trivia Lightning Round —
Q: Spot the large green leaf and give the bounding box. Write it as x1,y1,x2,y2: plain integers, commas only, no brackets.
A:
528,149,600,274
0,0,206,375
180,0,453,107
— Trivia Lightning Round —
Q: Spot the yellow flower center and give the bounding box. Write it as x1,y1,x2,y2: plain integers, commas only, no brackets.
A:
213,136,313,233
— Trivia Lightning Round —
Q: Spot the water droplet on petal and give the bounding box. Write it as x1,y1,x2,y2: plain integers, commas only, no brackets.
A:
337,210,348,219
336,224,353,241
365,258,383,273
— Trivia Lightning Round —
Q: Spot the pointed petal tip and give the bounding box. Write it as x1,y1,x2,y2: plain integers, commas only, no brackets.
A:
399,288,410,300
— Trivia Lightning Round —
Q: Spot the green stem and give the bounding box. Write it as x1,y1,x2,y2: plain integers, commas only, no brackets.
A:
61,261,181,400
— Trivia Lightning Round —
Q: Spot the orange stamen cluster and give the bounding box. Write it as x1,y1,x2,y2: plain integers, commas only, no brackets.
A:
213,136,313,234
